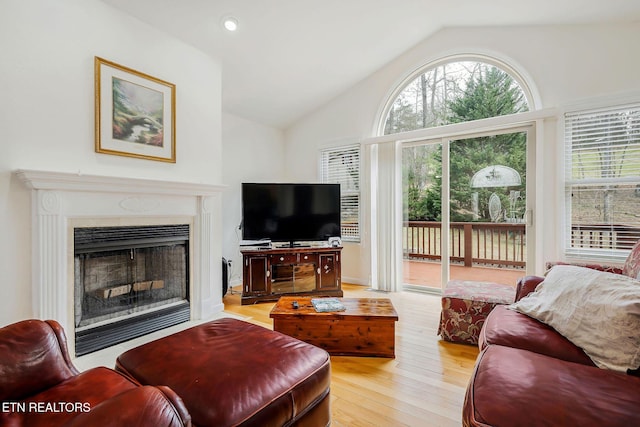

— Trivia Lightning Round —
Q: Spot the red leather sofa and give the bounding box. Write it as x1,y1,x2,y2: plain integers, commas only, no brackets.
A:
0,319,191,427
463,275,640,427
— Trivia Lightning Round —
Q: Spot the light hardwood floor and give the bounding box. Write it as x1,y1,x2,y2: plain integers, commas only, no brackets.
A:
224,283,479,427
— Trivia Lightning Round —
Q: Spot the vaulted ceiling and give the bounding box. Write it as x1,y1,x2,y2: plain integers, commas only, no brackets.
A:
101,0,640,129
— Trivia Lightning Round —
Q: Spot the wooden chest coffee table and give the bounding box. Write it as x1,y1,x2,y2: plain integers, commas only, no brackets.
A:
270,296,399,357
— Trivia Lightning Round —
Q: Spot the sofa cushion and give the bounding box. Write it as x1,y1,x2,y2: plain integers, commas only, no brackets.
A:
510,265,640,373
464,345,640,427
479,305,594,366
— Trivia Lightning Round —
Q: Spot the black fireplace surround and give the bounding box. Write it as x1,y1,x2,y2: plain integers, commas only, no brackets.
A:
74,224,190,356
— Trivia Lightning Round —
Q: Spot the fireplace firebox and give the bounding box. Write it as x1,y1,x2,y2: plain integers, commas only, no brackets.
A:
74,224,190,356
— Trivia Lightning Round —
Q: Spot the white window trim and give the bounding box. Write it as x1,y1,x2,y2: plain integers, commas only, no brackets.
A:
366,108,555,146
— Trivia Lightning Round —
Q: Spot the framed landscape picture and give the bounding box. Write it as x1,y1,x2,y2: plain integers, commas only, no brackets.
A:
95,57,176,162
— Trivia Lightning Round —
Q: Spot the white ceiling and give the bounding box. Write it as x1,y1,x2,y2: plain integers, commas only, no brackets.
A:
101,0,640,129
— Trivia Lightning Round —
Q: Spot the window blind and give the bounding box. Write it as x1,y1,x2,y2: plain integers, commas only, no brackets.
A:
565,103,640,259
320,144,361,242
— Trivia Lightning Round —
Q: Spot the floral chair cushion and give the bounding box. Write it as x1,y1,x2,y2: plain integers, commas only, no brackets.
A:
622,240,640,280
438,280,516,345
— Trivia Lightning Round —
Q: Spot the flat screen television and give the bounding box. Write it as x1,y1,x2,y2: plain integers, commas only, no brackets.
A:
242,183,341,245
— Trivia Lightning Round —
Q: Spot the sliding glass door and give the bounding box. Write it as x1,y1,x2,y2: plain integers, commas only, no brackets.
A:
402,141,443,290
401,127,532,291
447,131,528,284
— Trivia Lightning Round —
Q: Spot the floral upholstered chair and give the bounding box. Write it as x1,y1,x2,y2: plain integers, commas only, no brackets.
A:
438,281,516,345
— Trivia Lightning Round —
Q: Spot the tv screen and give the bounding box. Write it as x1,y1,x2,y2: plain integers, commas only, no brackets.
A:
242,183,341,243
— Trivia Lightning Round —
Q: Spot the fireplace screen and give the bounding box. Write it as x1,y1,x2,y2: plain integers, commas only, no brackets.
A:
74,224,190,355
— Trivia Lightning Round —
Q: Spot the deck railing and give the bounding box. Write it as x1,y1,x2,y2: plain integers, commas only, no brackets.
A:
404,221,640,268
403,221,526,269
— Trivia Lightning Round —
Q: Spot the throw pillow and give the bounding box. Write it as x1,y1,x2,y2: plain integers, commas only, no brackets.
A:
509,265,640,373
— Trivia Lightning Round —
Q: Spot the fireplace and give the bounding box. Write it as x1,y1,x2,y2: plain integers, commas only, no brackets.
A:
74,225,190,355
17,169,225,358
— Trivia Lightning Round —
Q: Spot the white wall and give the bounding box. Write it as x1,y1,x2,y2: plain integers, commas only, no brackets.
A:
285,23,640,282
0,0,222,326
221,113,286,285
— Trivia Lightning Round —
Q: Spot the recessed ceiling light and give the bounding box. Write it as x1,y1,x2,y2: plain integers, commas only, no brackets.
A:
222,16,238,32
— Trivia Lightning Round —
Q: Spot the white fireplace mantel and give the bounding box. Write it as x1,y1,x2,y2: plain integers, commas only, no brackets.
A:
16,169,226,353
16,169,225,197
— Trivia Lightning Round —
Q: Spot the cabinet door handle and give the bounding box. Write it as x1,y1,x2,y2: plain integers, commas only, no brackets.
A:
317,268,321,275
280,256,284,261
266,270,270,277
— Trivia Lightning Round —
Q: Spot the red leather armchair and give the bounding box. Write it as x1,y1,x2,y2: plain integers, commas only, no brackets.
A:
0,319,191,427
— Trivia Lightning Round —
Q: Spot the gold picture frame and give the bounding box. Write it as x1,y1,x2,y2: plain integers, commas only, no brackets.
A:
95,57,176,162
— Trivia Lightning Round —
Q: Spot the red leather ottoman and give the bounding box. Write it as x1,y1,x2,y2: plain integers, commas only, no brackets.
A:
116,318,331,427
438,280,515,345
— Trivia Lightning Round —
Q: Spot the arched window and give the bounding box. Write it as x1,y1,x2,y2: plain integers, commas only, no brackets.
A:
382,58,532,135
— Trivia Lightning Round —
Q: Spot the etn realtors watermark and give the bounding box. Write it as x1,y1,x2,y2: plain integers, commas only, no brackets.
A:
2,401,91,414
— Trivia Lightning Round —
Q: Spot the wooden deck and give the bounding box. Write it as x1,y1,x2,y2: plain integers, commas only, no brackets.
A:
403,259,524,290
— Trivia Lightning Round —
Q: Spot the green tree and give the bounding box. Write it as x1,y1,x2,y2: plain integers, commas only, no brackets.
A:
448,66,527,122
406,65,528,221
385,100,420,135
403,145,441,220
446,66,527,221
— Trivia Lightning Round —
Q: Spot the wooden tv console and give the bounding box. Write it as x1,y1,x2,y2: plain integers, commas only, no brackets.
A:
240,246,343,305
